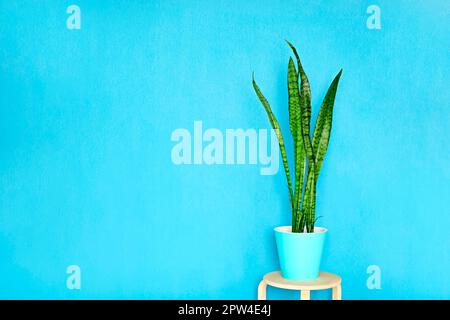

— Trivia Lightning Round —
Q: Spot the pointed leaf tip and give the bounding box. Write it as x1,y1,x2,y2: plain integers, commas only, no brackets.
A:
334,69,343,82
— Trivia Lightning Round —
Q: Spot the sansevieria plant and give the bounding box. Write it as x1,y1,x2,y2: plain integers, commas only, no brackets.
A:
252,41,342,233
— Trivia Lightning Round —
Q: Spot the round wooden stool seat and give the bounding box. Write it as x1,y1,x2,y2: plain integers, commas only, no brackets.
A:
258,271,342,300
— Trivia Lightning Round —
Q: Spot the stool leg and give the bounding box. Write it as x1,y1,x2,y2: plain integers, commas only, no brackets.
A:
257,281,267,300
332,285,342,300
300,290,310,300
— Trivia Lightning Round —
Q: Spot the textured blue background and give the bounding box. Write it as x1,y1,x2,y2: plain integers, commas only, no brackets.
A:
1,0,449,299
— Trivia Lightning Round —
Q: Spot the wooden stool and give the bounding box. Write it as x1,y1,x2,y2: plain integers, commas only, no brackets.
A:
258,271,342,300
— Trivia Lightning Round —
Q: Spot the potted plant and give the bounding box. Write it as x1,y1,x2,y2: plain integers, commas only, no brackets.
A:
252,41,342,280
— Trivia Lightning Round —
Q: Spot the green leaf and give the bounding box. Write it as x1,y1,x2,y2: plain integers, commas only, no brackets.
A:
301,163,316,233
288,58,300,141
252,75,294,209
312,69,342,182
287,58,306,232
286,40,314,162
287,41,316,232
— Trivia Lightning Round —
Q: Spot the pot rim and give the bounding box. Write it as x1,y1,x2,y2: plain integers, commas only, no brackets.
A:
274,225,328,234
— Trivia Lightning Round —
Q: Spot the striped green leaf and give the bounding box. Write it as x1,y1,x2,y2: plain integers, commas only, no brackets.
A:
301,164,316,233
252,76,294,209
286,40,314,162
287,58,306,232
312,70,342,182
288,58,300,141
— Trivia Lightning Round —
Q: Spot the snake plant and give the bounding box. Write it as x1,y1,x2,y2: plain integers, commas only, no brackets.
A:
252,41,342,233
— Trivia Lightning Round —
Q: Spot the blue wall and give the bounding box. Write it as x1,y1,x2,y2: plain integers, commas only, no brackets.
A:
1,0,449,299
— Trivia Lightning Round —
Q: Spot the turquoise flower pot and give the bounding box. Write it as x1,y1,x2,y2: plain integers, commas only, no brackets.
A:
274,226,327,280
